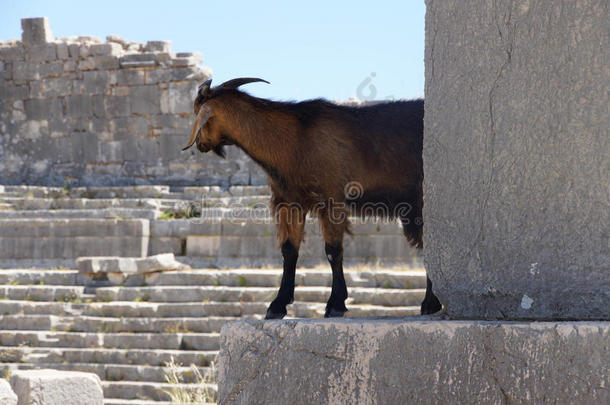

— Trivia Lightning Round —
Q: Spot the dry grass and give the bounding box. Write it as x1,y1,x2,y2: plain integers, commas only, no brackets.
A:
162,356,216,404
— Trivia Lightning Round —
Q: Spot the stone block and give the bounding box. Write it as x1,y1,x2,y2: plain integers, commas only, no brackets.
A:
175,51,203,64
186,235,221,256
12,61,40,83
67,43,79,58
130,85,160,114
92,55,119,70
21,17,53,45
120,53,157,68
24,98,62,120
219,319,610,405
91,94,105,118
77,252,189,275
0,379,17,405
10,369,103,405
115,68,145,85
145,40,172,53
41,77,72,97
105,96,131,117
65,95,91,117
24,44,57,62
0,83,28,100
423,0,609,319
39,60,63,77
55,42,69,59
168,81,197,113
90,43,122,56
0,46,25,62
83,70,109,94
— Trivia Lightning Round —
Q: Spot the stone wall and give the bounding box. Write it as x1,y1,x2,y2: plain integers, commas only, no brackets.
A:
423,1,608,319
0,17,265,187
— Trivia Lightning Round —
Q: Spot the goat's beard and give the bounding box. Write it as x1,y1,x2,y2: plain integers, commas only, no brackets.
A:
213,144,226,158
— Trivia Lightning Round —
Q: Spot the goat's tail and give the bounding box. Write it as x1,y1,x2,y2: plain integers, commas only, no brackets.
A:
401,218,423,249
399,185,423,249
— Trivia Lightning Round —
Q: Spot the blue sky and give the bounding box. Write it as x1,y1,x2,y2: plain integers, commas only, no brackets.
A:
0,0,425,101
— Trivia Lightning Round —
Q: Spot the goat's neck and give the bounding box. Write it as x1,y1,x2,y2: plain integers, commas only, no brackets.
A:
221,101,291,174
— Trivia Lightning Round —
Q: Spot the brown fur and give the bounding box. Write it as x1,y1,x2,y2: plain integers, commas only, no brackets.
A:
189,88,424,248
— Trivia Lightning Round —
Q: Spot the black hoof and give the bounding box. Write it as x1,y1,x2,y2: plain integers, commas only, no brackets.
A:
420,295,442,315
265,301,287,319
265,309,287,320
324,304,348,318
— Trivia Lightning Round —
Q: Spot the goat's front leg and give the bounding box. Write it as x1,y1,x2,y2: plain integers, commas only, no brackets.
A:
320,212,349,318
265,204,305,320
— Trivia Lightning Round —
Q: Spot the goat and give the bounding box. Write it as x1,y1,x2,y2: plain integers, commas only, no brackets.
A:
183,77,442,319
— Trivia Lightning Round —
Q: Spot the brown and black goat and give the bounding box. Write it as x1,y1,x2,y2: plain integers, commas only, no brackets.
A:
183,77,442,319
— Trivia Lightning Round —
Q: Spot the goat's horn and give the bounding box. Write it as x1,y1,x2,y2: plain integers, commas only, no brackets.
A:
182,105,213,151
198,79,212,96
217,77,269,90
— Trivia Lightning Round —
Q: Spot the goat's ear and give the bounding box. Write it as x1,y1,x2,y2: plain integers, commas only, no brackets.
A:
195,79,213,107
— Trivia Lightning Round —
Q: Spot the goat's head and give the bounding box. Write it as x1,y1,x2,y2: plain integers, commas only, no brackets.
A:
182,77,270,157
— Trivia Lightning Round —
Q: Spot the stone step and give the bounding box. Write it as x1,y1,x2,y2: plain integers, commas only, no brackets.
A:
0,331,219,350
0,362,212,383
104,400,173,405
151,269,427,288
181,185,269,198
0,268,426,288
0,267,425,286
0,269,82,285
0,208,160,220
0,299,420,319
2,185,173,199
2,185,270,200
2,195,269,212
0,285,85,301
104,400,213,405
102,380,217,402
95,285,426,307
0,197,168,211
0,218,150,259
0,314,243,333
0,346,217,367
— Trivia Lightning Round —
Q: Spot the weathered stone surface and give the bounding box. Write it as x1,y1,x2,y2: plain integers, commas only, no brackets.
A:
21,17,52,45
0,379,17,405
76,252,190,276
10,369,103,405
145,40,172,53
0,218,150,259
219,319,610,405
423,1,609,319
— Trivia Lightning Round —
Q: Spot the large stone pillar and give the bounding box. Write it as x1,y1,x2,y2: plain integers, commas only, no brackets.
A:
423,0,609,319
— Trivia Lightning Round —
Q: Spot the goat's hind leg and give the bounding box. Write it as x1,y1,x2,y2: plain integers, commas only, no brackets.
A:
320,215,349,318
265,204,305,320
400,202,442,315
421,276,442,315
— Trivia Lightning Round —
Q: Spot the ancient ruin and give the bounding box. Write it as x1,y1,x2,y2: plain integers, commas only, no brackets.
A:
0,17,264,187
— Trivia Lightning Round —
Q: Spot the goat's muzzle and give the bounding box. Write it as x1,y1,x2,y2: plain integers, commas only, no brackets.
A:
183,104,213,151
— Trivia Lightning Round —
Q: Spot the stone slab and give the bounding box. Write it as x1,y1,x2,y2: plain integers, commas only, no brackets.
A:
219,319,610,405
76,252,190,278
423,1,609,319
10,369,103,405
0,379,17,405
